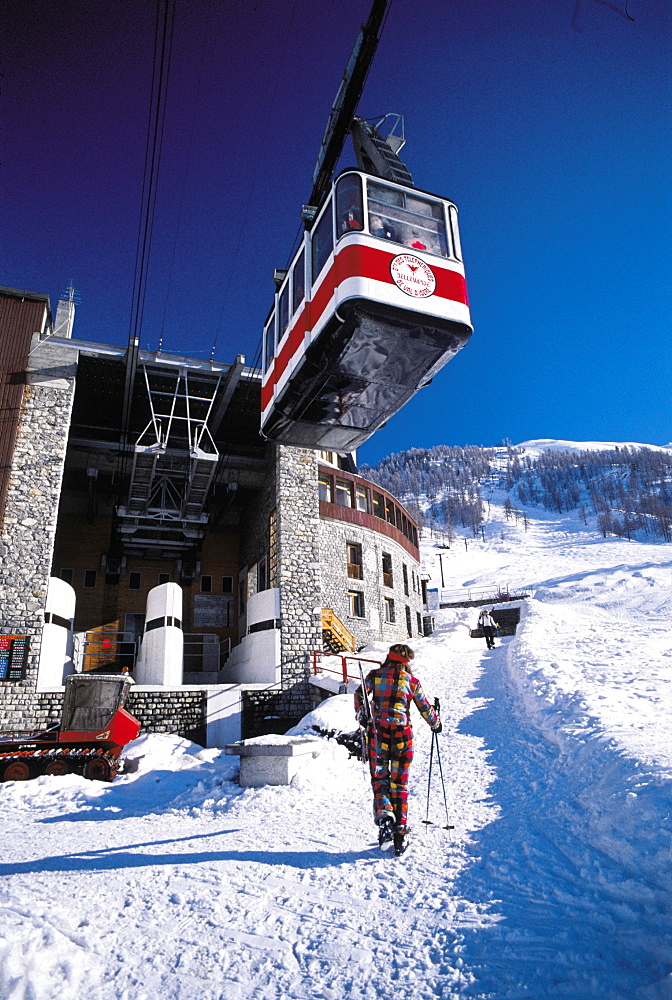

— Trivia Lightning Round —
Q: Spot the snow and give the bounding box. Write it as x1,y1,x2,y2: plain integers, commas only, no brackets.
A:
2,440,672,999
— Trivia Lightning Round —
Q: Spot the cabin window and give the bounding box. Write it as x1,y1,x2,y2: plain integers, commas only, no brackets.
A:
311,198,334,283
367,180,448,258
382,552,393,588
449,205,462,260
349,590,365,618
335,478,353,507
318,472,333,503
372,491,386,519
347,543,363,580
355,484,370,513
384,597,396,624
293,248,305,313
336,173,364,237
263,312,275,373
278,282,290,342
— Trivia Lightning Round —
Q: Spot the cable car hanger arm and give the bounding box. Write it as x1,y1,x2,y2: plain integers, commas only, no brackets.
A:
307,0,391,215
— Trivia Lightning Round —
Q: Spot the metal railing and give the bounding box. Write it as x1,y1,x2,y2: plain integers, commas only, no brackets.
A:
312,651,382,683
183,634,231,674
75,630,231,675
437,584,531,607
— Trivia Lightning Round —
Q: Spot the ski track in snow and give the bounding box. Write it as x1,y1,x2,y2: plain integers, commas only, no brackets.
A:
2,488,672,997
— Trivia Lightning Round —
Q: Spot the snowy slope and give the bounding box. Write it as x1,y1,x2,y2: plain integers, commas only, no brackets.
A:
1,440,671,1000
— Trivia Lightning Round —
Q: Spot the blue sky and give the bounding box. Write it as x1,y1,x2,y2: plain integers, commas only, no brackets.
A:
3,0,670,465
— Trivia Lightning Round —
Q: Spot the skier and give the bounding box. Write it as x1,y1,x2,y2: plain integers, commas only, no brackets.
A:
479,608,497,649
354,643,441,857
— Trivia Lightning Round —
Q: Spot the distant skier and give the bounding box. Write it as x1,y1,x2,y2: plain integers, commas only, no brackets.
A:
354,643,441,857
479,608,497,649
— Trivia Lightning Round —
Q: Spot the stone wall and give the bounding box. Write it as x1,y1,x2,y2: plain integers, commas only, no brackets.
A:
35,688,208,746
0,339,77,728
275,446,323,683
242,680,322,739
319,517,425,649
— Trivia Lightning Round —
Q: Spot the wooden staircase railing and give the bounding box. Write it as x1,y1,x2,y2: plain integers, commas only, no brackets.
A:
321,608,356,653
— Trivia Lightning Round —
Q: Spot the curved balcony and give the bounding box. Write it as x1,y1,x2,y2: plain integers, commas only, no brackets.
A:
317,465,419,559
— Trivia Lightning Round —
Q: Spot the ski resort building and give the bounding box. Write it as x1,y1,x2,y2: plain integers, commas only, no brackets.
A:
0,286,427,744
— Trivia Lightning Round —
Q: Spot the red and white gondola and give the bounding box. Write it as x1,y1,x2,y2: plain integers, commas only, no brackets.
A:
261,169,472,452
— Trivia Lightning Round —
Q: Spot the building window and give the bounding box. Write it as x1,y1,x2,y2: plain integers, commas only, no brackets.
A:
129,572,141,590
335,478,353,507
348,590,365,618
384,597,396,624
239,578,247,616
372,492,386,519
318,472,334,503
347,543,363,580
269,509,278,588
386,499,396,525
60,568,74,586
355,485,370,513
257,556,269,592
382,552,393,589
222,575,233,594
200,575,212,593
405,605,413,637
318,450,336,466
158,573,170,585
402,563,409,596
83,570,97,589
417,611,423,634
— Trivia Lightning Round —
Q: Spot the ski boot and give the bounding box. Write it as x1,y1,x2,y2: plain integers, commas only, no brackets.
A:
378,816,395,850
394,826,409,857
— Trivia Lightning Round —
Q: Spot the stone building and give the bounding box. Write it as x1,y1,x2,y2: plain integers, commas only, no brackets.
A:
0,286,426,744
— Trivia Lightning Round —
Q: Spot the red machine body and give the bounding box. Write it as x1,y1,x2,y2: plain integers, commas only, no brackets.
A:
0,674,141,782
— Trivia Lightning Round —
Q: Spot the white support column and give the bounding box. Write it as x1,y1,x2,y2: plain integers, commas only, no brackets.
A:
37,577,76,689
134,583,184,686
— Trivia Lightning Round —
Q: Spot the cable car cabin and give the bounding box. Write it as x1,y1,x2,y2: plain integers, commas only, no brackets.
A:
260,170,472,452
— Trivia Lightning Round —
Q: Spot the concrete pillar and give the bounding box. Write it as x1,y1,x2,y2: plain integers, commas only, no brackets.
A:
134,583,183,686
37,576,76,689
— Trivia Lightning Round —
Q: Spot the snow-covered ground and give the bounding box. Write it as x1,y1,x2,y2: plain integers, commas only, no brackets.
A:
1,443,672,999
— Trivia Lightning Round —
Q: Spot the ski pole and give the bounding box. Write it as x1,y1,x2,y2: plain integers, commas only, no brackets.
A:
432,717,455,832
422,699,455,832
422,727,436,827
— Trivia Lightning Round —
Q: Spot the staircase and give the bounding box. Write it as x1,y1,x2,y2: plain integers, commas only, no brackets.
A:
321,609,356,653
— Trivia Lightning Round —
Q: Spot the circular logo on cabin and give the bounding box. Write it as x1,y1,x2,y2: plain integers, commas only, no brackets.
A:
389,254,436,298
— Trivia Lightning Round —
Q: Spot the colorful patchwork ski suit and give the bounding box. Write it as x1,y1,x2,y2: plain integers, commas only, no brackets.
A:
355,663,440,832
